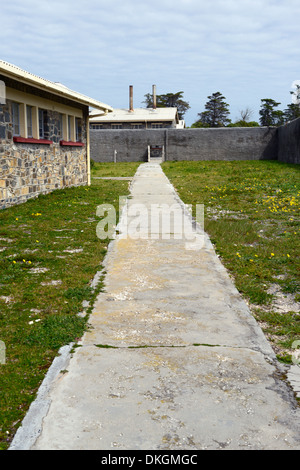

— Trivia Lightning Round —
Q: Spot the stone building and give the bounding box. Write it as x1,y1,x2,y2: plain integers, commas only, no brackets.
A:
0,60,112,209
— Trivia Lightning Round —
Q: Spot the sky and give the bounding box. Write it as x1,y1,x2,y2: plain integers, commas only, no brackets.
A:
0,0,299,126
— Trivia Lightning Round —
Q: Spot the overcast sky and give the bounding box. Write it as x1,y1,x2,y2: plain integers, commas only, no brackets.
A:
1,0,299,125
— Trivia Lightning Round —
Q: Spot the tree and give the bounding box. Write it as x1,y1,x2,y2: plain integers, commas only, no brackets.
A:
227,120,259,127
194,92,231,128
259,99,284,126
283,103,300,122
239,107,253,122
291,83,300,106
226,108,260,127
283,84,300,121
190,120,208,128
143,91,190,120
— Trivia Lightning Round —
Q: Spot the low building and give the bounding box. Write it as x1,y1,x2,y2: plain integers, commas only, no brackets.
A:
90,107,184,130
89,85,185,130
0,60,112,209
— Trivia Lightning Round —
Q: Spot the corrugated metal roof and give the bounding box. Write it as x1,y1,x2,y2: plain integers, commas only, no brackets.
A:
89,107,179,123
0,60,113,113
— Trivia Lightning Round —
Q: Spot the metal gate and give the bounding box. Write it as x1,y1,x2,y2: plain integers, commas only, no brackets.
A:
148,145,164,162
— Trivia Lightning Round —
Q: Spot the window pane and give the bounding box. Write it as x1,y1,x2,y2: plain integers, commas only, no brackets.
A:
12,102,20,136
39,109,44,138
151,123,163,128
68,116,72,141
27,105,33,137
75,118,82,142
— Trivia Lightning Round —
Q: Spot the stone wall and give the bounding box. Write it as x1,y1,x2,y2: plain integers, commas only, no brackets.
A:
0,99,88,210
278,117,300,164
90,127,278,162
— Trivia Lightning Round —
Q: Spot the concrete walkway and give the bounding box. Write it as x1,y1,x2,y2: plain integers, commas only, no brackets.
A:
11,163,300,450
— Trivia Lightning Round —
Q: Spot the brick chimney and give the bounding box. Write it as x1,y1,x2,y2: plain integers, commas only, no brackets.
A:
129,85,133,112
152,84,157,109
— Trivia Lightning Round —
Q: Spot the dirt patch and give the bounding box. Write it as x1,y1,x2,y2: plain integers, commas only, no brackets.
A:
267,283,300,314
29,267,49,274
41,280,62,286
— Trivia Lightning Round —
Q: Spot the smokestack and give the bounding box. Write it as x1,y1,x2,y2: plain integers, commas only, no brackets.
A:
152,84,157,109
129,85,133,112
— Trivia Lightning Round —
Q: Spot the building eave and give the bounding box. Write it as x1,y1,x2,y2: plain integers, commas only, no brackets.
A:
0,60,113,113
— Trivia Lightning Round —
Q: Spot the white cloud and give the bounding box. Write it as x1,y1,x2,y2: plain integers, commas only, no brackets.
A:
1,0,300,125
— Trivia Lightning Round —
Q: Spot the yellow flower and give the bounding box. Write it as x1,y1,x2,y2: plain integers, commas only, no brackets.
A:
287,254,290,258
271,253,275,257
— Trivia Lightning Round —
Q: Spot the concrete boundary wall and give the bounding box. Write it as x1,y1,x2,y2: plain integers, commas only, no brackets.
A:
278,117,300,164
90,127,279,163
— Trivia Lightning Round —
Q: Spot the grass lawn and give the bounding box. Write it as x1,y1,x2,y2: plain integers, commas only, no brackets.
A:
91,161,141,177
0,162,138,449
163,160,300,365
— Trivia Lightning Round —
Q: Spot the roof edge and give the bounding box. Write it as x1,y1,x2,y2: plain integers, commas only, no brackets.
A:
89,107,179,122
0,60,113,112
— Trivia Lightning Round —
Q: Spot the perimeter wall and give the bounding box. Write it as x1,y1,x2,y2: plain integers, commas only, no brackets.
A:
90,118,300,164
90,127,278,162
278,117,300,164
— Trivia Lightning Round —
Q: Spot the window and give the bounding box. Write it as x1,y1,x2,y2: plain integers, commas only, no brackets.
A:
90,124,103,130
26,105,33,138
131,123,143,129
39,109,48,139
111,124,123,129
68,115,72,141
12,102,20,136
67,115,76,141
9,93,83,145
151,123,163,129
75,117,82,142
